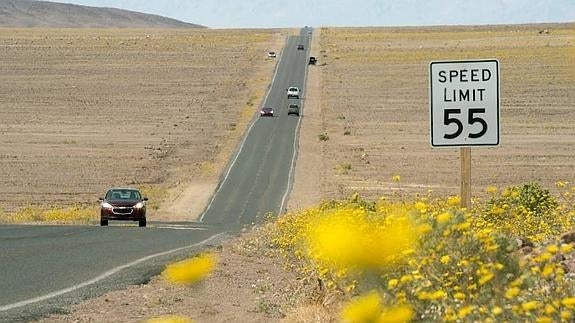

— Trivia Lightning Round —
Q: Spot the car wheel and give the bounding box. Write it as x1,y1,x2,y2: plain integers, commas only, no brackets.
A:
139,219,146,227
100,219,108,226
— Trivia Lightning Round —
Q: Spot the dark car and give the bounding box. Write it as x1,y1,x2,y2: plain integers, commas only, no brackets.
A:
288,104,300,116
297,44,304,50
99,188,148,227
260,107,274,117
308,56,317,65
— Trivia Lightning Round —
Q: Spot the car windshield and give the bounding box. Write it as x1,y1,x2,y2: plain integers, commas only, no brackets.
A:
289,88,298,91
106,190,141,200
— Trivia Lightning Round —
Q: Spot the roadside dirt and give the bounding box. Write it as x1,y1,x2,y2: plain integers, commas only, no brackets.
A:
24,22,575,322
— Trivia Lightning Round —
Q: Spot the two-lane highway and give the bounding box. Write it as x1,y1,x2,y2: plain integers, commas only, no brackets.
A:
0,28,313,321
201,30,311,228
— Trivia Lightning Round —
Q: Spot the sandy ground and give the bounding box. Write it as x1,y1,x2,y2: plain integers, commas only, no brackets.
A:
316,24,575,200
21,22,575,322
0,28,289,220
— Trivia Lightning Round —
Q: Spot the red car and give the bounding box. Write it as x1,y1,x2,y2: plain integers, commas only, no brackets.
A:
260,107,274,117
99,188,148,227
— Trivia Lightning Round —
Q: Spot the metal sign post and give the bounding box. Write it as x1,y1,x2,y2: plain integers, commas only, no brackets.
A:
429,59,500,209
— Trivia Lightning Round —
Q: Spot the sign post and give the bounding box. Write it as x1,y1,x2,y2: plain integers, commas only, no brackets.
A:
429,59,500,209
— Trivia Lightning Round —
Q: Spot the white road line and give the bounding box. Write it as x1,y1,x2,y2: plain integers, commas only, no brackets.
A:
0,233,225,312
156,226,208,230
199,36,286,222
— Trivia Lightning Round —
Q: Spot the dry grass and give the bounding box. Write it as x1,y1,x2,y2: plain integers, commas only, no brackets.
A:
317,24,575,200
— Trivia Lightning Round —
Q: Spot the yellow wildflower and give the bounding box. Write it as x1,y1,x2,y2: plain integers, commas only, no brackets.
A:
388,279,399,289
458,305,474,319
414,201,427,213
521,301,539,311
556,181,568,188
535,317,553,323
541,264,555,278
341,291,381,323
162,253,216,285
440,255,451,264
454,292,466,300
544,304,557,315
377,304,414,323
561,311,573,320
146,316,193,323
392,175,401,182
479,272,494,285
486,186,498,194
400,275,413,284
416,223,432,235
560,244,573,253
492,306,503,315
437,212,451,224
546,245,559,254
447,196,460,206
428,290,447,300
505,287,521,299
562,297,575,309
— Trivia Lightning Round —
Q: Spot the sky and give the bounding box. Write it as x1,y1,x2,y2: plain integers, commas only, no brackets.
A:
56,0,575,28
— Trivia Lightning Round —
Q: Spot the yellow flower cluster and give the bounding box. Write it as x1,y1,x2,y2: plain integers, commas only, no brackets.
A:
162,253,216,285
342,290,413,323
0,206,97,224
268,184,575,322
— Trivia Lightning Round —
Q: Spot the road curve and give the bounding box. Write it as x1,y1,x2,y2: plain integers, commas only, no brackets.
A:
0,28,312,321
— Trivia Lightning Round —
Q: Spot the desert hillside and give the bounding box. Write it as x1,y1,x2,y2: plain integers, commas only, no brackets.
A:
0,0,203,28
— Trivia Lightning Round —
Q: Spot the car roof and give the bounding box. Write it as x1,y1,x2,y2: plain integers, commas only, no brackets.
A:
106,188,140,192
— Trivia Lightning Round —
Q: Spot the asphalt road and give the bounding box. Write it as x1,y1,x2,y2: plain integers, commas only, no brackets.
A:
0,28,312,321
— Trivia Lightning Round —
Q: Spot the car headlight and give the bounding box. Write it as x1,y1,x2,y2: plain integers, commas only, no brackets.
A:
101,202,113,209
134,202,145,209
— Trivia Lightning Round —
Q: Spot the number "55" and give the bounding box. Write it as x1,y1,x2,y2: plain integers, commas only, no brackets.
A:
444,108,487,139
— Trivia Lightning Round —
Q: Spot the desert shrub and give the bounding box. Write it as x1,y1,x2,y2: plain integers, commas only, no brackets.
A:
479,183,563,243
318,133,330,141
335,162,352,175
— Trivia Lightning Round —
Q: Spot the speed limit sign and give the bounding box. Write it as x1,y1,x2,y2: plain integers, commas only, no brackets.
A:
429,59,500,147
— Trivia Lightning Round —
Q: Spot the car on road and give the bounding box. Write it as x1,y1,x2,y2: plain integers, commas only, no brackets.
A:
287,86,300,99
297,44,304,50
288,104,300,116
267,51,277,58
260,107,274,117
99,188,148,227
308,56,317,65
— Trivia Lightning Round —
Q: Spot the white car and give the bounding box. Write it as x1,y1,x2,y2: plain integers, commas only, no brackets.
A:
267,51,277,58
287,87,300,99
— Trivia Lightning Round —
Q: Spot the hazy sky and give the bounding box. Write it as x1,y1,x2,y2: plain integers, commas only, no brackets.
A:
57,0,575,28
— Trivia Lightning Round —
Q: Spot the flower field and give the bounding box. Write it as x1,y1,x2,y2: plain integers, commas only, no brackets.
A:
268,182,575,322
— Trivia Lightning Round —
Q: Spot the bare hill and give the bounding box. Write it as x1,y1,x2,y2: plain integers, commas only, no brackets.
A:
0,0,204,28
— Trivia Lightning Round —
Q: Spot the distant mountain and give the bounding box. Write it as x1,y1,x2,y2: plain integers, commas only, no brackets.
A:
0,0,204,28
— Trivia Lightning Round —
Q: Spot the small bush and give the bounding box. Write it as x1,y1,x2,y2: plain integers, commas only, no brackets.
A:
318,133,330,141
335,163,352,174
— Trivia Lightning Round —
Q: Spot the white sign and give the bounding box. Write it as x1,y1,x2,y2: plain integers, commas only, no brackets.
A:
429,59,500,147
